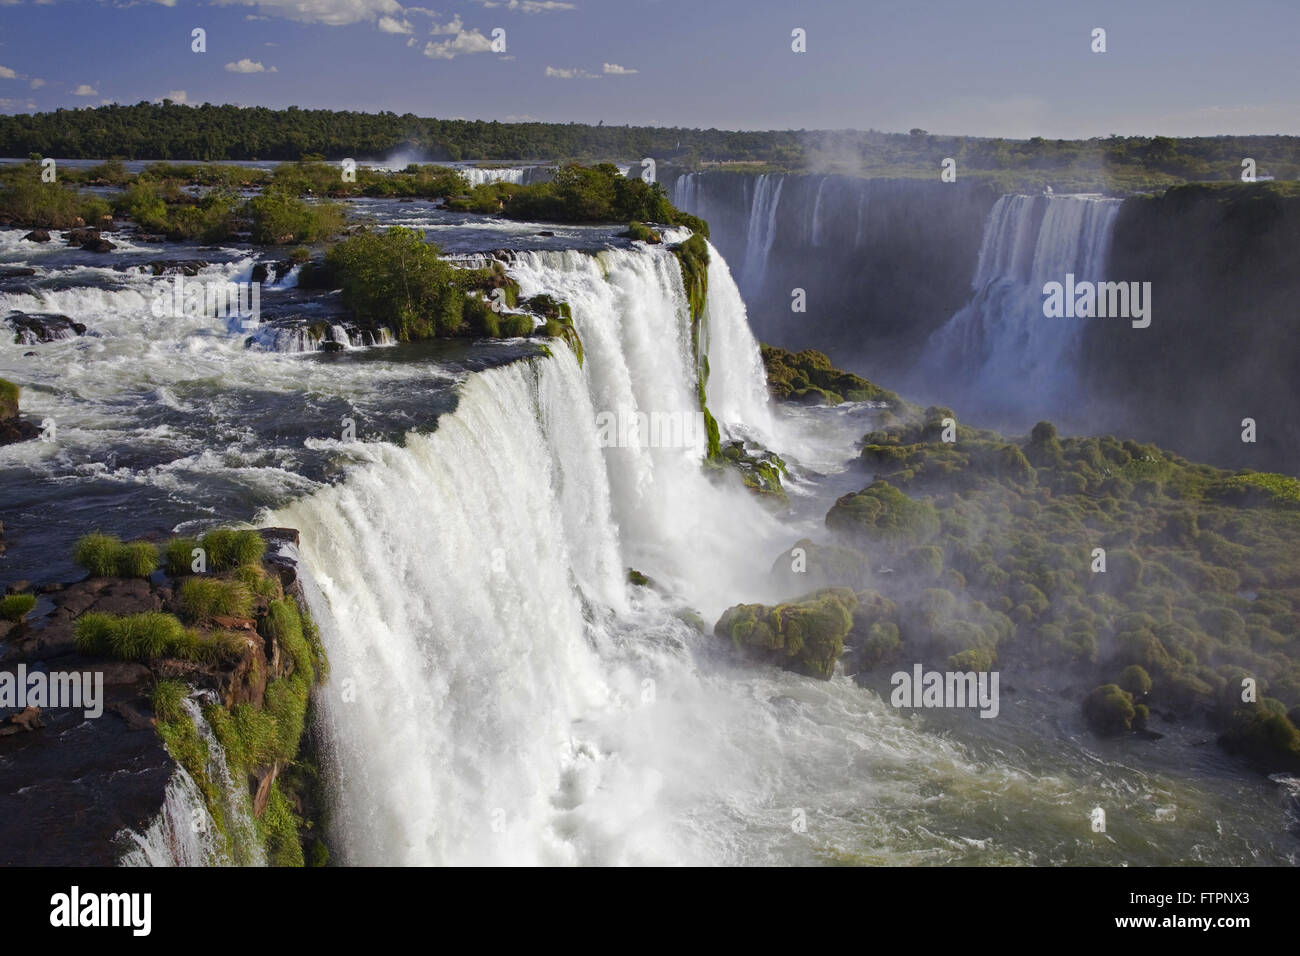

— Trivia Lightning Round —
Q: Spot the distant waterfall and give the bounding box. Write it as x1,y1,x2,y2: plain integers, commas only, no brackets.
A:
919,194,1122,415
740,174,785,289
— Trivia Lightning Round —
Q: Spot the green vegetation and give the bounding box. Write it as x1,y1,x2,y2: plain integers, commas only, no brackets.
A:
245,189,346,244
761,345,903,406
0,593,36,622
70,531,327,865
0,379,17,420
449,163,708,233
6,105,1300,194
73,610,245,664
72,534,159,579
0,163,111,228
326,227,465,341
714,588,858,680
178,577,254,623
164,536,201,577
720,440,788,501
768,402,1300,769
826,480,941,546
1083,684,1138,735
199,528,266,572
625,221,660,243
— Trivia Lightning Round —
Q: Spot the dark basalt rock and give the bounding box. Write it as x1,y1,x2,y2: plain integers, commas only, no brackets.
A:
0,530,308,864
0,267,37,284
21,230,50,243
83,238,116,253
6,311,87,344
123,259,210,277
62,227,100,247
0,417,40,446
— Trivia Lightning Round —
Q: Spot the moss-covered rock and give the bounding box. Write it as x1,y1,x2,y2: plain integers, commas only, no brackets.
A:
1083,683,1137,735
0,378,17,421
826,480,940,549
713,588,857,679
760,344,901,406
1218,707,1300,771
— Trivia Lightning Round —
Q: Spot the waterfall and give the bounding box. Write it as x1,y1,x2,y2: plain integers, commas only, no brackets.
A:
741,174,785,290
119,697,264,867
920,194,1122,415
700,239,776,441
461,167,528,187
266,242,882,865
666,171,995,353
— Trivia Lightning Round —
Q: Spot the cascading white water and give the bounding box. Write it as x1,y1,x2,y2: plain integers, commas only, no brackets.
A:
119,697,264,866
700,239,776,442
921,194,1121,410
270,244,1002,866
741,174,785,289
810,176,829,246
461,167,529,187
506,243,783,610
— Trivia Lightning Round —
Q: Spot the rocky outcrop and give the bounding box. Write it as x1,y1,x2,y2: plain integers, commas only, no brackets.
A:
0,527,328,866
6,311,87,344
713,588,858,679
1081,182,1300,473
0,378,39,446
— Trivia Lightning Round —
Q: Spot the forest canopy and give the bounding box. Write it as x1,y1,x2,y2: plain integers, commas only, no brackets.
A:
3,104,1300,187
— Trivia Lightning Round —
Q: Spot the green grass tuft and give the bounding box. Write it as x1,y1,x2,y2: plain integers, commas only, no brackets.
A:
0,593,36,622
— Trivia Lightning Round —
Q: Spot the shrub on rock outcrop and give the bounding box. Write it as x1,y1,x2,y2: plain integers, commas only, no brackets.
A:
1083,683,1137,735
714,588,857,679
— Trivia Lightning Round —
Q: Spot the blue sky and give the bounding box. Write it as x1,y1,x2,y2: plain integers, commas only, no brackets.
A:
0,0,1297,137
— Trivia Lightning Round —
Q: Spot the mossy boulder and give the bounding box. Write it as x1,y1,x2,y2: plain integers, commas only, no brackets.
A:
1083,683,1137,735
714,588,857,679
1218,707,1300,771
0,378,18,421
826,480,940,549
760,344,899,406
1117,664,1153,696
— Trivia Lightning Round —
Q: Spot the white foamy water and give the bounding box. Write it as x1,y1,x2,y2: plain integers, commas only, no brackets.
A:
922,194,1122,411
119,698,264,867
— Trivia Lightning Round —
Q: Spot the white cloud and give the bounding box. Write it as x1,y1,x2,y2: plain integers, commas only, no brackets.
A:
72,83,98,96
429,15,463,35
377,15,412,33
225,58,277,73
515,0,575,11
0,66,17,79
30,78,45,88
475,0,574,11
212,0,404,27
545,65,597,79
156,89,188,104
602,63,637,75
423,29,493,59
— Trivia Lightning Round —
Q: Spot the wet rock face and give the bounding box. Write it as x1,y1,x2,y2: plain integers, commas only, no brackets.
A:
5,311,87,344
0,579,173,865
0,528,306,864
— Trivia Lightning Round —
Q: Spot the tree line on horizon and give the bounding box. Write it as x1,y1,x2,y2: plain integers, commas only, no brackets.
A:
1,103,1299,182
